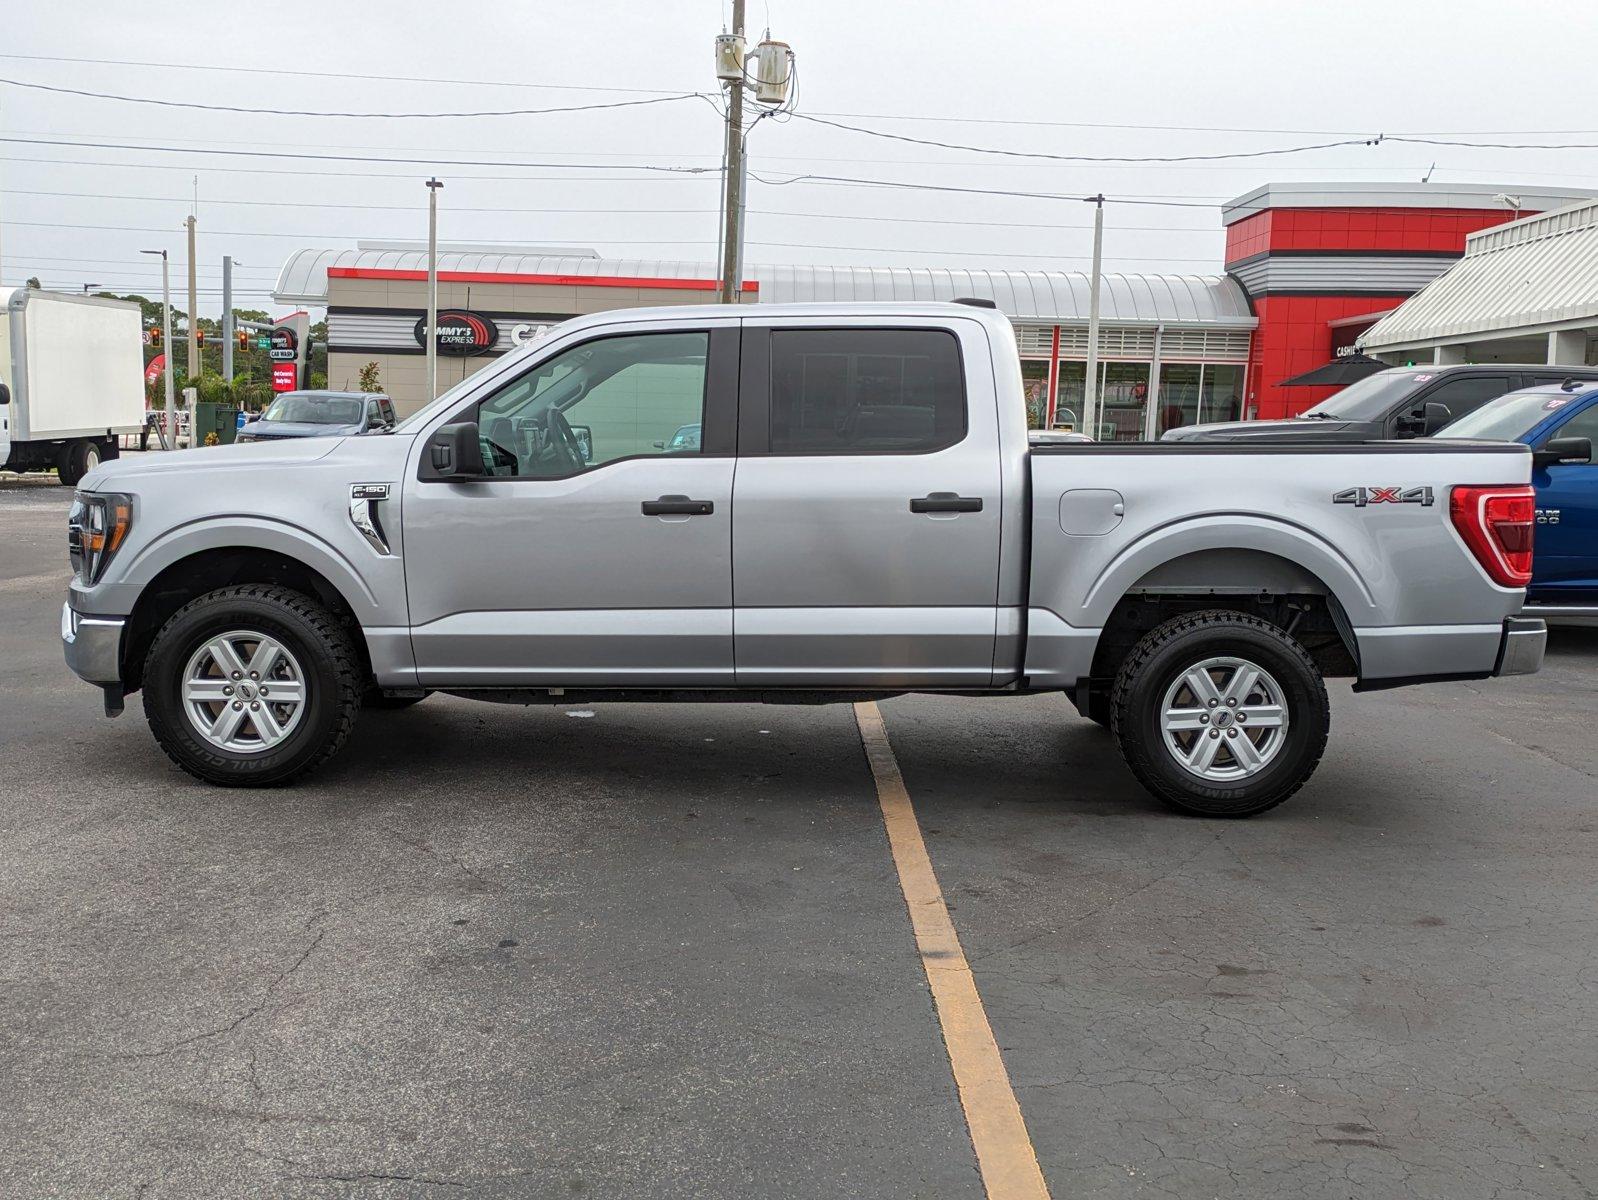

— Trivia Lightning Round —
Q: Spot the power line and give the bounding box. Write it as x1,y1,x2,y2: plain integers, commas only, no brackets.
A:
0,135,723,176
0,77,709,120
0,53,696,97
5,53,1597,138
0,152,720,183
0,188,1224,232
787,112,1385,164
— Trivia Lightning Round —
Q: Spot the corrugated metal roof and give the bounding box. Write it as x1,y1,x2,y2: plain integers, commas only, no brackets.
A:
273,248,1255,328
1361,197,1598,350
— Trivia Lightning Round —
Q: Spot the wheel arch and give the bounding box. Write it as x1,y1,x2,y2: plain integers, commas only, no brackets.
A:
120,544,373,693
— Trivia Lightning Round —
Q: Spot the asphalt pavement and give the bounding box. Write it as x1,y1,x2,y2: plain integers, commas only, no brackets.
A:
3,481,1596,1199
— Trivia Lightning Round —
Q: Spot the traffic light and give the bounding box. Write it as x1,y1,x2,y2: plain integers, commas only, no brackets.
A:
237,329,251,351
149,326,162,347
196,329,206,348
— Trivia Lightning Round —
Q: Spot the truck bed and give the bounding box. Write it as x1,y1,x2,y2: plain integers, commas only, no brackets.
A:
1021,438,1534,688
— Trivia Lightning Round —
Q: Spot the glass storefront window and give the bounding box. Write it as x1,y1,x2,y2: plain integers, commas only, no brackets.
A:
1100,363,1151,442
1200,364,1243,424
1054,362,1084,432
1020,360,1049,429
1157,364,1201,435
1046,357,1247,440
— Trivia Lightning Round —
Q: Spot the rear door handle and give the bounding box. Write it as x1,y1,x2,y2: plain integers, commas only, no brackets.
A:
910,492,983,514
642,495,714,516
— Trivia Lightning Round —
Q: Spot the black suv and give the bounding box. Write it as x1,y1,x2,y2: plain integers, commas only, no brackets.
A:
1163,364,1598,443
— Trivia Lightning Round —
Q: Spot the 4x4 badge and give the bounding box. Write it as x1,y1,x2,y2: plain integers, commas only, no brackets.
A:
1333,486,1434,507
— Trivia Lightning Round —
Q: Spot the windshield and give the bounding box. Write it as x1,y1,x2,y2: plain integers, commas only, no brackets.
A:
261,393,363,425
1439,390,1583,441
1300,370,1427,422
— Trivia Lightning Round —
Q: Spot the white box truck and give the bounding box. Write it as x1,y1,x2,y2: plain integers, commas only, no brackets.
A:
1,289,147,485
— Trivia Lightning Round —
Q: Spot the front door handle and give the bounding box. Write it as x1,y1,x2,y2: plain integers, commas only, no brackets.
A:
910,492,983,514
642,495,714,516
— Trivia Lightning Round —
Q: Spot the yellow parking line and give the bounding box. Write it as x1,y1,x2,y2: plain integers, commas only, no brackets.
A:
854,701,1052,1200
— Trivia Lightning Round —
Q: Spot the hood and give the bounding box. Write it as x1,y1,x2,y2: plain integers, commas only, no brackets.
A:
238,421,362,440
1161,417,1379,444
81,435,345,489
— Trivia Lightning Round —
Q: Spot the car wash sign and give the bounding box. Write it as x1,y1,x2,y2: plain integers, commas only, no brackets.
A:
415,310,499,356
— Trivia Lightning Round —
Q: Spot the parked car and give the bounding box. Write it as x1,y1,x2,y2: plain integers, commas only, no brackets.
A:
236,391,395,443
1164,364,1598,444
61,302,1544,817
1436,380,1598,626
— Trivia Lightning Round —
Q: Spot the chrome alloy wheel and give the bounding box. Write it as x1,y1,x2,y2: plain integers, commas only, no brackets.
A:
1159,656,1289,782
181,630,307,753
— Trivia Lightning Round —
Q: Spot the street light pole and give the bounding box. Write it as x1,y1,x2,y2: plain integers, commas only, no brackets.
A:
221,256,234,382
1082,194,1105,438
425,178,443,400
185,214,198,379
141,249,175,444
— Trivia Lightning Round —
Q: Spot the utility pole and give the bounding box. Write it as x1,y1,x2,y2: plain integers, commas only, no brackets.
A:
1082,194,1105,438
425,177,443,400
141,249,175,444
221,256,235,382
717,0,746,304
185,214,198,378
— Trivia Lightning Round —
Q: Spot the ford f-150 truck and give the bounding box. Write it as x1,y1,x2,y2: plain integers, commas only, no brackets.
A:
62,302,1546,817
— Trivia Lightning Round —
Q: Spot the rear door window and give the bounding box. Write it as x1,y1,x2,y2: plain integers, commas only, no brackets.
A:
767,328,966,455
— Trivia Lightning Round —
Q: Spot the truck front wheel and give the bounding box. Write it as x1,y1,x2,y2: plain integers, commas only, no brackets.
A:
143,585,362,786
1110,610,1329,817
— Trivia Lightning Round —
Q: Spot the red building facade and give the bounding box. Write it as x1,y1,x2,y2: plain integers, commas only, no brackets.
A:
1220,185,1590,419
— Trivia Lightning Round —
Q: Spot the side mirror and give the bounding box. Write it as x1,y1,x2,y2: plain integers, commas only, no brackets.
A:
1422,401,1453,436
1534,435,1593,468
0,382,9,406
422,421,486,480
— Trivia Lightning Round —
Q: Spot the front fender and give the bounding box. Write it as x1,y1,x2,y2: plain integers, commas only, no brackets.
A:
1075,514,1379,628
77,514,388,625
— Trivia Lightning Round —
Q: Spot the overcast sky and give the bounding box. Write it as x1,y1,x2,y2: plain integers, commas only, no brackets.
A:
3,0,1596,316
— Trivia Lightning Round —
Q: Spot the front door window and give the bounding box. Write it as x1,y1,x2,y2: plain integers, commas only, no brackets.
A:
473,331,709,478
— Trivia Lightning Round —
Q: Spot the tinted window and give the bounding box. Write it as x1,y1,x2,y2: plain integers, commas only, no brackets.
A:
474,332,708,478
1420,376,1513,423
365,399,383,425
768,329,965,454
1301,370,1426,421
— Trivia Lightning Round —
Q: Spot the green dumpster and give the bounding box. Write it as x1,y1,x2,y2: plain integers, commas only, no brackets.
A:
193,402,240,446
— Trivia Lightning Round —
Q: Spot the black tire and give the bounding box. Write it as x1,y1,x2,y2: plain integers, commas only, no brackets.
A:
57,440,100,487
143,585,361,786
363,690,429,710
1110,610,1329,818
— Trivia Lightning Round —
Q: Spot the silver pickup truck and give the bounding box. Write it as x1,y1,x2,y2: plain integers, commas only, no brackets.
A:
63,302,1545,817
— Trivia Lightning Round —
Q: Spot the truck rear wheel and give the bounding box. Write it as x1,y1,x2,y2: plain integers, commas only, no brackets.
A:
57,439,101,487
1110,610,1329,817
143,585,361,786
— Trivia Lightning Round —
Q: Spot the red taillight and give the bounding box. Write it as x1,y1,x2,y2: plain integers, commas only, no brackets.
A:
1450,485,1535,588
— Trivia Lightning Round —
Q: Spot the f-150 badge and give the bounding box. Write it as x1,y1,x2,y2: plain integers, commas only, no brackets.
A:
1333,486,1434,507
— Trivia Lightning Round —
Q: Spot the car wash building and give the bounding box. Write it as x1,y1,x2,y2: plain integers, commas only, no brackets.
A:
272,182,1591,436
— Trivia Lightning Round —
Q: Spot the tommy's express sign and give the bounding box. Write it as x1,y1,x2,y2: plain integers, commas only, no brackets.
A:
413,310,499,356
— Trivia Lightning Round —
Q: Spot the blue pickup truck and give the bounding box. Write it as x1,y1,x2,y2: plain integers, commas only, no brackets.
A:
1440,381,1598,625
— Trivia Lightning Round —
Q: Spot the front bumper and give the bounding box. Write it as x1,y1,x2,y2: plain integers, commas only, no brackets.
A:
61,601,125,685
1494,616,1546,677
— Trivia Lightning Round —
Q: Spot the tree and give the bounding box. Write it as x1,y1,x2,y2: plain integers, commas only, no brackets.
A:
357,361,383,393
233,308,270,323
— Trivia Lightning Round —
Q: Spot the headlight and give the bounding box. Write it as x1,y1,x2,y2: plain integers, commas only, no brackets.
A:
68,492,133,586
